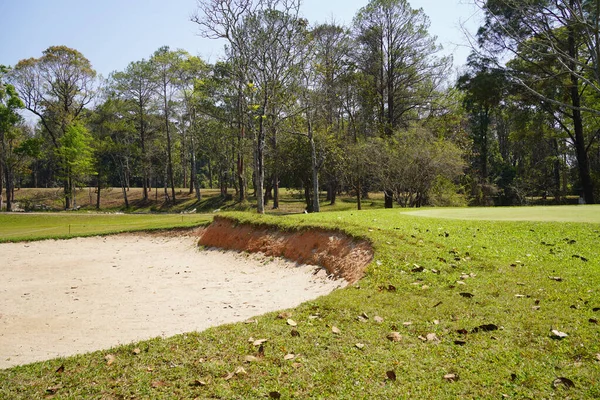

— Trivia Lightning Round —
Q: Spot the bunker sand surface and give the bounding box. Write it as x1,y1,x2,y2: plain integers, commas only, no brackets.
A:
0,232,349,369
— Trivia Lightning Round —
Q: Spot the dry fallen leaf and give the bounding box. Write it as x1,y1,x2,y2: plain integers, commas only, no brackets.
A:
55,364,65,374
291,328,300,337
46,385,62,394
105,354,116,366
374,316,384,323
292,362,303,369
460,292,474,298
284,353,296,360
355,343,365,349
151,381,167,388
244,319,257,324
553,377,575,389
386,370,397,381
402,321,412,327
549,276,563,282
191,379,208,387
235,366,247,375
277,312,291,319
426,333,440,342
253,338,268,346
387,332,402,342
224,371,235,381
551,329,568,339
443,373,458,382
269,391,282,399
244,355,258,363
332,326,341,334
595,354,600,362
471,324,498,333
132,348,141,355
287,319,297,327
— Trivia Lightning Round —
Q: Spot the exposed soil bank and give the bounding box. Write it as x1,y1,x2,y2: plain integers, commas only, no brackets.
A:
198,217,373,283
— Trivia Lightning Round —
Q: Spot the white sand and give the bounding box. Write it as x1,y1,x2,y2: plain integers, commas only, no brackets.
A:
0,234,344,369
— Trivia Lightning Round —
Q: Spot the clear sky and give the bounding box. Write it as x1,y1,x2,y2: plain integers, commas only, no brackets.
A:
1,0,481,79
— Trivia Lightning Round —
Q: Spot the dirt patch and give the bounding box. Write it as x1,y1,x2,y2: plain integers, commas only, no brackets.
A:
198,217,373,283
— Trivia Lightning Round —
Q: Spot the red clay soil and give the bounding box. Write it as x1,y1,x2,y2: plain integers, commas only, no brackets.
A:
198,217,373,284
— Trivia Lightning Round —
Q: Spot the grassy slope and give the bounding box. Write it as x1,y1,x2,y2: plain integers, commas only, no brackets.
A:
1,209,599,399
0,213,212,243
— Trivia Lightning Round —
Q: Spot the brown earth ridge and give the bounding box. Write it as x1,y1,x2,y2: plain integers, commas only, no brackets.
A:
198,216,374,283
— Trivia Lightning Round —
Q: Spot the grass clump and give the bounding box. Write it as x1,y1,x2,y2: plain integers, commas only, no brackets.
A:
1,208,599,398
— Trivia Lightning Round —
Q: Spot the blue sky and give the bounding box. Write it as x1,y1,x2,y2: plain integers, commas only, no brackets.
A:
1,0,481,79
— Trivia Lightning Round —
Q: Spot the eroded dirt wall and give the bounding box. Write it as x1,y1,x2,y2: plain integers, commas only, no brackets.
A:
198,217,373,283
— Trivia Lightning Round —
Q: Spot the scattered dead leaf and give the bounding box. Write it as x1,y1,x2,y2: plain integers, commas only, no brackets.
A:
355,343,365,349
287,319,297,327
151,381,167,388
454,340,466,346
552,377,575,389
277,312,291,320
291,328,300,337
595,354,600,362
284,353,295,360
244,355,258,363
235,366,247,375
224,372,235,381
471,324,498,333
244,319,257,324
55,365,65,374
105,354,116,366
292,362,303,369
191,380,208,387
386,370,397,381
589,318,598,324
549,276,563,282
253,338,268,346
551,329,568,339
269,391,282,399
402,322,412,327
457,329,468,335
444,373,458,382
459,292,474,298
374,316,384,323
132,348,141,355
426,333,440,342
411,265,425,273
387,332,402,342
46,385,62,394
332,326,341,334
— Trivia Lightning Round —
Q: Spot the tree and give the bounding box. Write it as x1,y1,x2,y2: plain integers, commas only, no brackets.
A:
0,65,25,211
475,0,600,203
353,0,451,207
10,46,96,209
111,59,158,201
150,46,189,203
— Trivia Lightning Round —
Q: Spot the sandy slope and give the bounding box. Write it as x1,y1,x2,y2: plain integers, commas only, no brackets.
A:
0,234,344,369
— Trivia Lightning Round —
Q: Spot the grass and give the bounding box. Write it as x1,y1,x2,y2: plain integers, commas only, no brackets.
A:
405,205,600,223
0,213,212,243
1,207,600,398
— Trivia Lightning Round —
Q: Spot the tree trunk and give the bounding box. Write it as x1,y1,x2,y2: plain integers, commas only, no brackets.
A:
96,175,101,210
308,118,320,213
163,85,176,203
384,189,393,209
140,106,148,202
568,12,595,203
356,181,362,211
0,157,3,211
256,100,267,215
190,134,201,201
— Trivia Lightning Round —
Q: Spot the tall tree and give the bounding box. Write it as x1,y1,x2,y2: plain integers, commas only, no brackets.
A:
10,46,96,209
475,0,600,203
0,65,25,211
353,0,450,207
111,59,158,201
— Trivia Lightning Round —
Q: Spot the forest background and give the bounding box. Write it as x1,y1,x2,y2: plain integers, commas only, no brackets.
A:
1,0,599,213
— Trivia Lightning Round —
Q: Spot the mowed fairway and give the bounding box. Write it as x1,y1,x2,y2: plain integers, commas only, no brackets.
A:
405,204,600,223
0,213,211,242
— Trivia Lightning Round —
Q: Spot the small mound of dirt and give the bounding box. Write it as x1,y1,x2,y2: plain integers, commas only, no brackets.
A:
198,217,373,283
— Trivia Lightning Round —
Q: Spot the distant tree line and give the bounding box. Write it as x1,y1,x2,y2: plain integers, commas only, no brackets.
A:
1,0,598,212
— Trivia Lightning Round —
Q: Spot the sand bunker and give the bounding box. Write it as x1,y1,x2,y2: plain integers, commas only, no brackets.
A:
0,233,345,369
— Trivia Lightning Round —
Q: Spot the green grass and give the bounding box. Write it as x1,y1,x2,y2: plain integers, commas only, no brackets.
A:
1,208,600,398
405,204,600,223
0,213,212,242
